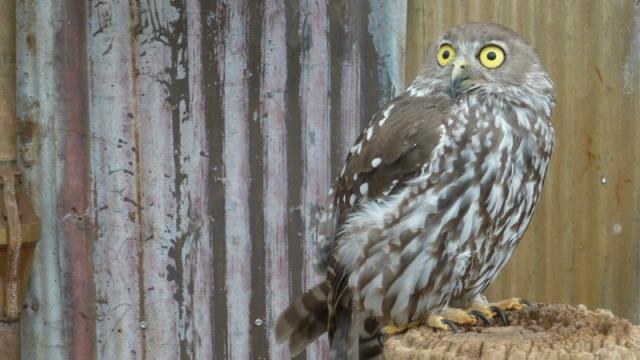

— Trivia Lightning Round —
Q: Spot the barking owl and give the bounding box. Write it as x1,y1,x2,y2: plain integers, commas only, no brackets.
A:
276,22,555,359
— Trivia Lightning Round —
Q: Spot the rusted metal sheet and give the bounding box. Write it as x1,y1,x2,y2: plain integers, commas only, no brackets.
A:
0,0,16,161
407,0,640,323
14,0,406,359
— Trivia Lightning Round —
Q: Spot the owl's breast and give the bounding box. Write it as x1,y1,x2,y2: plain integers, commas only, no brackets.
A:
451,104,554,298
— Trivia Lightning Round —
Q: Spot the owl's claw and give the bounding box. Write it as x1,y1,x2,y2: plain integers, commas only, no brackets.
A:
376,331,388,347
487,297,536,325
469,310,493,326
441,319,459,333
490,305,509,325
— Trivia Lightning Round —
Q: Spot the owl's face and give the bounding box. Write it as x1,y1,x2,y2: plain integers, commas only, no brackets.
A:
421,23,549,99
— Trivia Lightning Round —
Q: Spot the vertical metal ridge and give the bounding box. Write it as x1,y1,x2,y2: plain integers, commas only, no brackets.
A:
337,1,363,163
247,0,266,358
285,5,305,359
261,2,291,359
128,0,147,356
299,0,330,358
17,0,67,358
57,0,96,358
184,1,214,359
133,1,182,358
221,1,252,359
87,1,145,359
203,1,228,358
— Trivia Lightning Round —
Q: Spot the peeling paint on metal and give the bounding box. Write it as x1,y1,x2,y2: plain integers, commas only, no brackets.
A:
368,0,407,98
17,0,68,359
88,0,144,359
260,1,290,359
299,0,331,358
15,0,404,359
221,1,252,359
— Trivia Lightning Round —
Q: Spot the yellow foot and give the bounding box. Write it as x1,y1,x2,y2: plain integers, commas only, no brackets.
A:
487,298,533,325
379,320,421,337
465,297,495,325
380,308,476,338
425,307,479,332
490,297,531,312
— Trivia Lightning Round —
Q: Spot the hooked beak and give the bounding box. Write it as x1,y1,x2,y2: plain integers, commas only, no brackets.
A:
451,58,471,97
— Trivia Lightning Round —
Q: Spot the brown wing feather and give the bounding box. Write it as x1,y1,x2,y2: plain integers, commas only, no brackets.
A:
327,92,450,345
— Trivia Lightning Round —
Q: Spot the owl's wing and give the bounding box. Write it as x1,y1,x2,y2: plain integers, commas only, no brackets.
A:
325,92,450,339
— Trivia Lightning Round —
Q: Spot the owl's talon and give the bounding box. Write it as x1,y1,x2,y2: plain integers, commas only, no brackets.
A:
426,310,472,332
490,305,510,325
441,319,459,333
469,310,493,326
376,331,388,347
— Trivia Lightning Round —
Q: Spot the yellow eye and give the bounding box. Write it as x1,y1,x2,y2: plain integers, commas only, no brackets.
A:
478,45,505,69
437,44,456,67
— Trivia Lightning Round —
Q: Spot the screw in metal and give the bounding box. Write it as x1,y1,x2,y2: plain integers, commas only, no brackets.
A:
254,318,264,327
140,321,148,330
600,176,608,185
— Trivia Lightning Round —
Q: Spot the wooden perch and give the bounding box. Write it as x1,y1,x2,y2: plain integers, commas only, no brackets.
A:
384,304,640,359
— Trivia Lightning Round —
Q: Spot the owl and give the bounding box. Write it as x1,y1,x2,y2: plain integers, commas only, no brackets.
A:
276,22,555,359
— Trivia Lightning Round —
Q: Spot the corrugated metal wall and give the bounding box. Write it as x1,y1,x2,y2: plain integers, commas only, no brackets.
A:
406,0,640,323
12,0,640,359
16,0,406,359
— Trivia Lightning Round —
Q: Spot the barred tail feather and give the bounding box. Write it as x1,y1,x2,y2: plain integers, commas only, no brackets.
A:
328,309,351,360
329,309,383,360
275,282,330,356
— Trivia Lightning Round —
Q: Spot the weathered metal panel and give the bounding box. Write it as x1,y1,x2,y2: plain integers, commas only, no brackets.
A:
88,1,143,359
299,0,331,358
17,0,68,357
260,1,290,359
220,1,253,359
15,0,405,359
407,0,640,323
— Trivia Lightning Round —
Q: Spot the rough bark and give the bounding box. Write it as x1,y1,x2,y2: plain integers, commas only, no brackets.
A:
384,304,640,359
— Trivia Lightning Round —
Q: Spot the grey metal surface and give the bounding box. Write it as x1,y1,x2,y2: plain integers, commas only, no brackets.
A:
15,1,406,359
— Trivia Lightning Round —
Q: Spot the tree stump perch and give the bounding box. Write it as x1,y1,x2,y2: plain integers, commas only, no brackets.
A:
384,304,640,359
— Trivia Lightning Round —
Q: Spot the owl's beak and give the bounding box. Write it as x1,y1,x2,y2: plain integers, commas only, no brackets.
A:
451,58,471,96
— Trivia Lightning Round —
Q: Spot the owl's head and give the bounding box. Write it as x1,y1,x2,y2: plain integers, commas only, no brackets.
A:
418,22,553,103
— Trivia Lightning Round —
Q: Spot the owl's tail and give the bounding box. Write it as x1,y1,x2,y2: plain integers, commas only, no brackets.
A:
275,281,330,356
329,306,383,360
276,281,383,359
